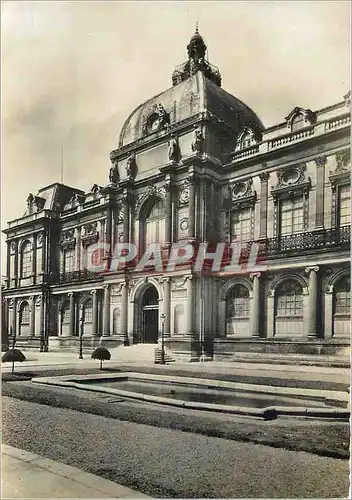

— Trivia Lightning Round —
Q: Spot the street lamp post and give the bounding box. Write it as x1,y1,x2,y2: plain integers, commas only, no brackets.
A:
79,316,84,360
160,313,165,365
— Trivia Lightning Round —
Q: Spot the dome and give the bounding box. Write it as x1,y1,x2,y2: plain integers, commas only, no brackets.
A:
118,71,264,147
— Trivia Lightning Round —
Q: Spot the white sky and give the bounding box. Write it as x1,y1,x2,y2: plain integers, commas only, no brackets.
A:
1,1,351,273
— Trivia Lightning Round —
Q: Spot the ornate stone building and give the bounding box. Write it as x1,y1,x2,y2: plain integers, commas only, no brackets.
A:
2,30,351,360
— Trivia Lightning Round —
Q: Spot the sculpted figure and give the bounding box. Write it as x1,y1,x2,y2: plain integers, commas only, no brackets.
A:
168,135,180,162
191,127,204,154
109,161,119,184
126,153,137,179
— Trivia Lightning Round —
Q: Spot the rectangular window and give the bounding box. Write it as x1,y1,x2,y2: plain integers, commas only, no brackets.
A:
280,198,304,235
230,208,252,242
338,185,351,227
64,249,75,273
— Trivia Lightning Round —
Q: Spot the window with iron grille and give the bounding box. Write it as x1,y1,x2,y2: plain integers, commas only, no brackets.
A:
279,197,304,235
276,280,303,317
145,198,165,248
334,277,351,315
83,299,93,322
21,241,33,278
338,185,351,227
61,301,70,324
20,302,30,325
227,284,250,318
230,208,252,242
64,248,75,273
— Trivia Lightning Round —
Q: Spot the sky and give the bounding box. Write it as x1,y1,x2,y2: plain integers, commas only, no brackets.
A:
1,0,351,273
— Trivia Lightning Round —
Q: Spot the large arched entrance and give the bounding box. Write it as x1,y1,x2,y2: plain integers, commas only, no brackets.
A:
141,285,159,343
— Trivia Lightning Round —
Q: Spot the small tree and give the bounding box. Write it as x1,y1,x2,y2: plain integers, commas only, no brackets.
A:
2,348,26,374
91,346,111,370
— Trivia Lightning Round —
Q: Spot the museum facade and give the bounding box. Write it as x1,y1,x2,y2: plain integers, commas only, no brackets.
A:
2,30,351,360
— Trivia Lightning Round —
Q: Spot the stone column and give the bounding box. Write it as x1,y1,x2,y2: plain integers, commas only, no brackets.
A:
315,157,326,228
188,179,195,240
105,203,113,259
123,193,130,244
92,290,98,335
6,242,10,287
30,296,35,336
103,284,110,336
69,292,75,335
185,275,194,336
259,171,269,238
324,287,333,339
305,266,319,337
164,183,172,246
39,296,44,337
249,272,261,337
14,241,19,286
32,237,37,283
75,227,81,270
11,299,17,335
162,278,171,337
120,283,128,343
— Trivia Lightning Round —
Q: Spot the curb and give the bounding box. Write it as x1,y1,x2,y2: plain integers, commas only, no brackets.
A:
2,444,150,498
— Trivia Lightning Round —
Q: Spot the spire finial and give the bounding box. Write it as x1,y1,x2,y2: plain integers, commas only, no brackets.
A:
195,21,199,34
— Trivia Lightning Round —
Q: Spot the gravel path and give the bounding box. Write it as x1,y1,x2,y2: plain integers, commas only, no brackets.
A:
2,397,349,498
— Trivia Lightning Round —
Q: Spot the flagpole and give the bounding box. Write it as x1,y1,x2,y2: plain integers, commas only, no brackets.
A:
61,145,64,184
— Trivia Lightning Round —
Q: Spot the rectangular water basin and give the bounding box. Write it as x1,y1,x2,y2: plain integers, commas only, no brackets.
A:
77,376,332,409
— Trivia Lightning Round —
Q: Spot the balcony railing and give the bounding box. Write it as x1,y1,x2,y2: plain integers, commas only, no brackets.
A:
58,269,102,284
257,226,350,258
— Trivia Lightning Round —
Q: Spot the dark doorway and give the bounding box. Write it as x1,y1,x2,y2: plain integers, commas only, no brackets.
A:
141,286,159,344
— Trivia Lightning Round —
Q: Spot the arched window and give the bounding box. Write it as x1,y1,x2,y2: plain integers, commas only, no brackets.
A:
112,308,120,334
142,286,159,307
276,280,303,317
291,114,305,132
334,276,350,316
144,198,165,249
61,300,70,324
21,241,33,278
19,302,30,326
83,298,93,322
174,304,184,334
227,284,250,318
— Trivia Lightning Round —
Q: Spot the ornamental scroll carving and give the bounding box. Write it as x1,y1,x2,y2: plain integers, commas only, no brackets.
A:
60,229,76,249
271,163,311,201
81,222,99,247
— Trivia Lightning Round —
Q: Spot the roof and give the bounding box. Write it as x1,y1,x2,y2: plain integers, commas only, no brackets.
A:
118,71,264,147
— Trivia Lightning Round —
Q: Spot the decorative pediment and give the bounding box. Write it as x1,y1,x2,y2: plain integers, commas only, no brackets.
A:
142,103,170,135
272,163,311,199
69,193,85,208
285,107,316,130
235,127,262,151
135,185,166,218
225,178,256,207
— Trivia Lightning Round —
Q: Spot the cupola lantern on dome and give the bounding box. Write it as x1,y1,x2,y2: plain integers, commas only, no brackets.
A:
172,28,222,87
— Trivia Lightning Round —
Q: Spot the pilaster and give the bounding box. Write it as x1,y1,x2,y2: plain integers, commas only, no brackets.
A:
305,266,320,337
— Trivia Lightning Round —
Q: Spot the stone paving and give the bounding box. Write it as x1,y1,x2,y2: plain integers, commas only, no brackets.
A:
1,444,150,498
